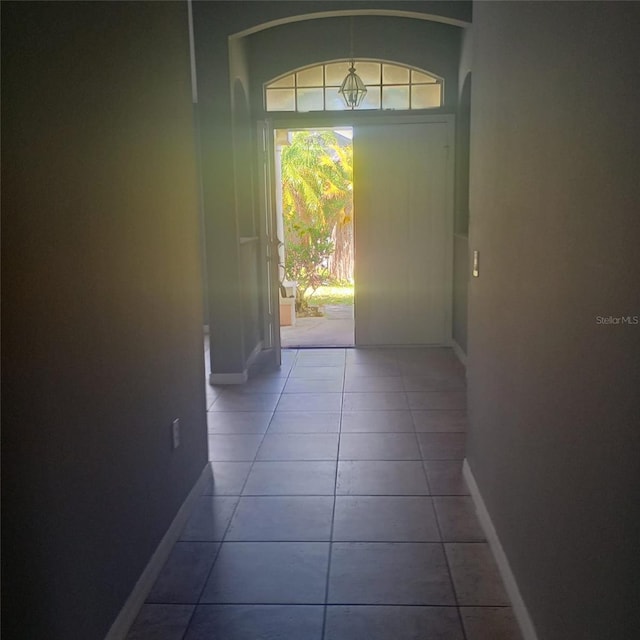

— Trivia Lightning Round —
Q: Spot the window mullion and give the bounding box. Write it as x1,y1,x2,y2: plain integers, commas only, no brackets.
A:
265,60,442,113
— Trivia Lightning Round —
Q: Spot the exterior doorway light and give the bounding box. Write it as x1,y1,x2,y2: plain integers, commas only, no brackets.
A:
339,64,368,108
339,18,367,109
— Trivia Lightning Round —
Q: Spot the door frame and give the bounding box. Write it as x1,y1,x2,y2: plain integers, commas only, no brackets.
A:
258,113,455,353
256,120,282,367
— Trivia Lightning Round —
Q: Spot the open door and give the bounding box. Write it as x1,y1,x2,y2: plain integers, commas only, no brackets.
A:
274,127,355,349
257,120,281,367
353,119,453,346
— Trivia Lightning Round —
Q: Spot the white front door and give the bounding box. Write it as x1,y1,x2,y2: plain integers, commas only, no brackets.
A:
353,120,453,346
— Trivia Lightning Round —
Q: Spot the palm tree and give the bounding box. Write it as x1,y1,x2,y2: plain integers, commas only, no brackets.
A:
327,141,353,283
280,130,353,310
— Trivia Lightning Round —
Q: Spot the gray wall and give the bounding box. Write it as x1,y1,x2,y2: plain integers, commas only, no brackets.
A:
466,2,640,639
247,15,463,113
2,2,208,637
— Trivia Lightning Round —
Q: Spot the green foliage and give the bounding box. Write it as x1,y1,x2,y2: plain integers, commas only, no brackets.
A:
284,220,334,309
281,130,353,311
310,285,355,307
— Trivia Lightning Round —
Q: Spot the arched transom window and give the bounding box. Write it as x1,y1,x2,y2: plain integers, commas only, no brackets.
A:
265,60,443,112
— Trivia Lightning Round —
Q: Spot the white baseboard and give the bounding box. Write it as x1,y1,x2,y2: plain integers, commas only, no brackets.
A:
451,339,467,367
462,459,539,640
104,463,212,640
208,341,263,385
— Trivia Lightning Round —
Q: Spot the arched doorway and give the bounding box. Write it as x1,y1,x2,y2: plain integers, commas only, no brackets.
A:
198,6,469,378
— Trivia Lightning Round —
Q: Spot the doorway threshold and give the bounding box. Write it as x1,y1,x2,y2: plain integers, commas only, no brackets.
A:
280,314,354,348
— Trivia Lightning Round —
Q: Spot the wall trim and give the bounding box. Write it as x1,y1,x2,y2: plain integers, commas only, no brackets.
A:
104,463,212,640
231,9,470,39
462,459,539,640
451,338,467,367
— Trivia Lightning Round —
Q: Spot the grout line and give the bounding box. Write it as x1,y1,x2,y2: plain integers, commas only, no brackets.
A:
184,345,223,637
200,538,445,544
420,459,433,496
211,456,465,463
432,481,468,640
320,360,345,639
186,358,299,635
231,492,442,498
182,519,224,637
209,430,466,435
179,538,492,545
193,601,468,607
210,458,465,462
153,600,513,608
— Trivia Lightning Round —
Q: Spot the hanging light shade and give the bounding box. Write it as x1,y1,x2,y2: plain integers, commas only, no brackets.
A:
339,63,368,109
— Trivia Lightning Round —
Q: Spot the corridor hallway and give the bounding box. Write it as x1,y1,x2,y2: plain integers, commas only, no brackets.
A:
127,348,522,640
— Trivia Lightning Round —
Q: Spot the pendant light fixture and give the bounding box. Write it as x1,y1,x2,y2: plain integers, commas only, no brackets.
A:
339,17,367,109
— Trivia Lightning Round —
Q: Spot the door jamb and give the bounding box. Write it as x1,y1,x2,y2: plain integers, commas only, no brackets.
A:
256,119,282,367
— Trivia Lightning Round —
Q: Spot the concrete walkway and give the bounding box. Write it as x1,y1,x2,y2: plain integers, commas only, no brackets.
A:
281,305,354,348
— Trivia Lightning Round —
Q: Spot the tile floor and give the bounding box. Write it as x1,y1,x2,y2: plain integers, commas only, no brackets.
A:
127,347,523,640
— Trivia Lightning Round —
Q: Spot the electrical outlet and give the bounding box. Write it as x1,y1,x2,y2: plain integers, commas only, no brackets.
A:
172,418,181,449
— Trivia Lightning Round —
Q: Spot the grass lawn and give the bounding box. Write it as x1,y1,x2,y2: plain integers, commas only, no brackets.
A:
308,285,354,307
